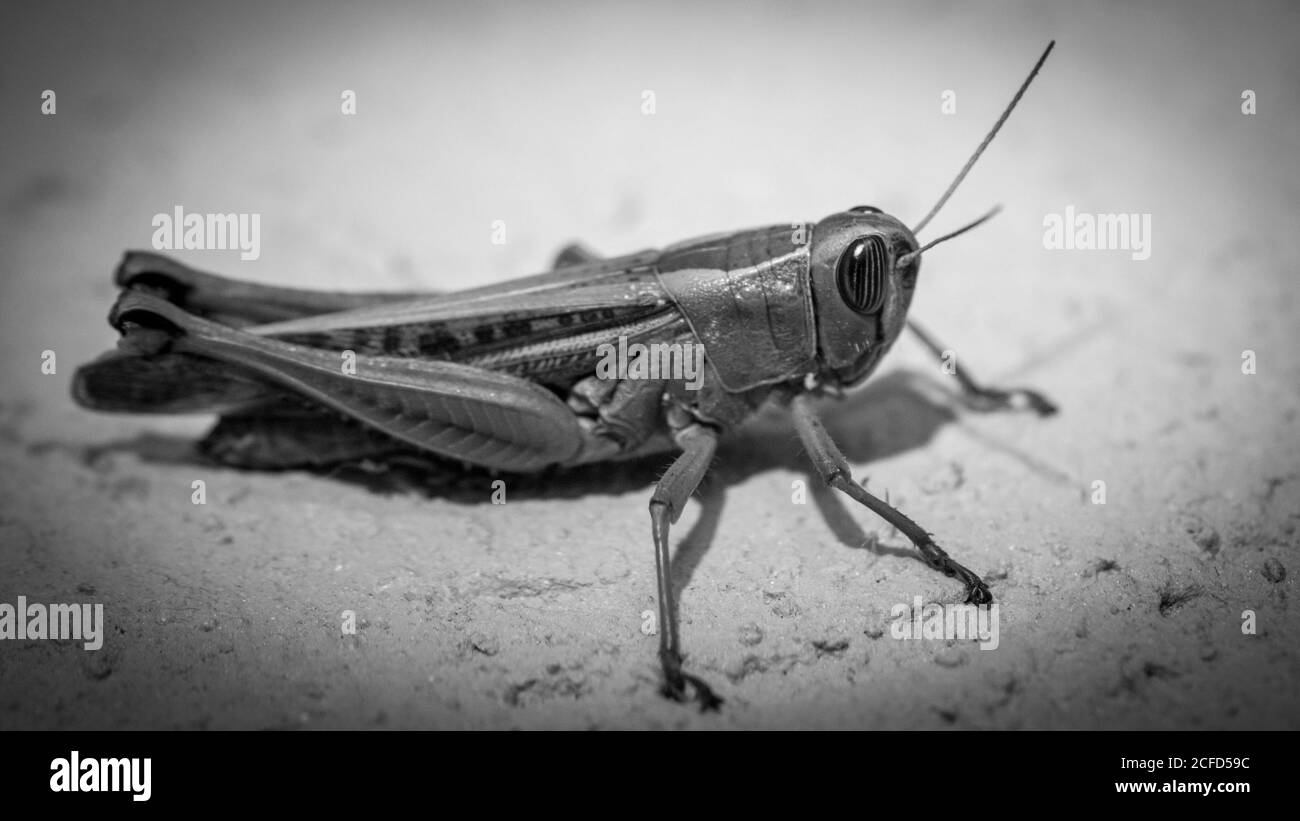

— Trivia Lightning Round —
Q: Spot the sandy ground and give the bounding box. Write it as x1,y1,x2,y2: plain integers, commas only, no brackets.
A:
1,0,1297,729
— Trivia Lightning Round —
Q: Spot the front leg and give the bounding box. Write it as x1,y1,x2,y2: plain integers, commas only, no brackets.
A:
791,393,992,605
907,319,1057,416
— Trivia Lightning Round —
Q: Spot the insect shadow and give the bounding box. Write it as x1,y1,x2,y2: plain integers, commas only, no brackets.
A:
78,368,963,600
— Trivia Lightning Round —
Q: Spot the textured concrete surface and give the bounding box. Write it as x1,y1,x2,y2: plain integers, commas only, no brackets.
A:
1,0,1297,729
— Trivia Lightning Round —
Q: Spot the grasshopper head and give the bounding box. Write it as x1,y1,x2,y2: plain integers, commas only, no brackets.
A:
807,207,921,387
803,42,1054,389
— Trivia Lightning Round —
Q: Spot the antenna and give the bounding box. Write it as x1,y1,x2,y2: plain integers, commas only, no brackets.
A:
897,205,1002,268
911,40,1055,236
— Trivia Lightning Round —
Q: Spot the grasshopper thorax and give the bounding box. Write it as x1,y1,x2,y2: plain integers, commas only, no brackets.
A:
808,207,921,387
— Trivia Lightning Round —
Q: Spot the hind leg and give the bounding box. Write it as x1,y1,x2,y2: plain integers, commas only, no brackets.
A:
114,251,430,326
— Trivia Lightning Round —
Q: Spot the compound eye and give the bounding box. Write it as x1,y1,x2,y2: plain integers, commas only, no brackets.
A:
835,235,888,315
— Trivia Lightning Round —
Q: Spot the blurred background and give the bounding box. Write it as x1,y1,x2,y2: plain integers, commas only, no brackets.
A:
0,0,1296,729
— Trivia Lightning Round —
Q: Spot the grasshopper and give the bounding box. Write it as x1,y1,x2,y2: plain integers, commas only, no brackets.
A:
73,42,1057,710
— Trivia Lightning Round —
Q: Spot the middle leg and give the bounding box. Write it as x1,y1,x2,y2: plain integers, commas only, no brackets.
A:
649,423,723,710
553,242,602,268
